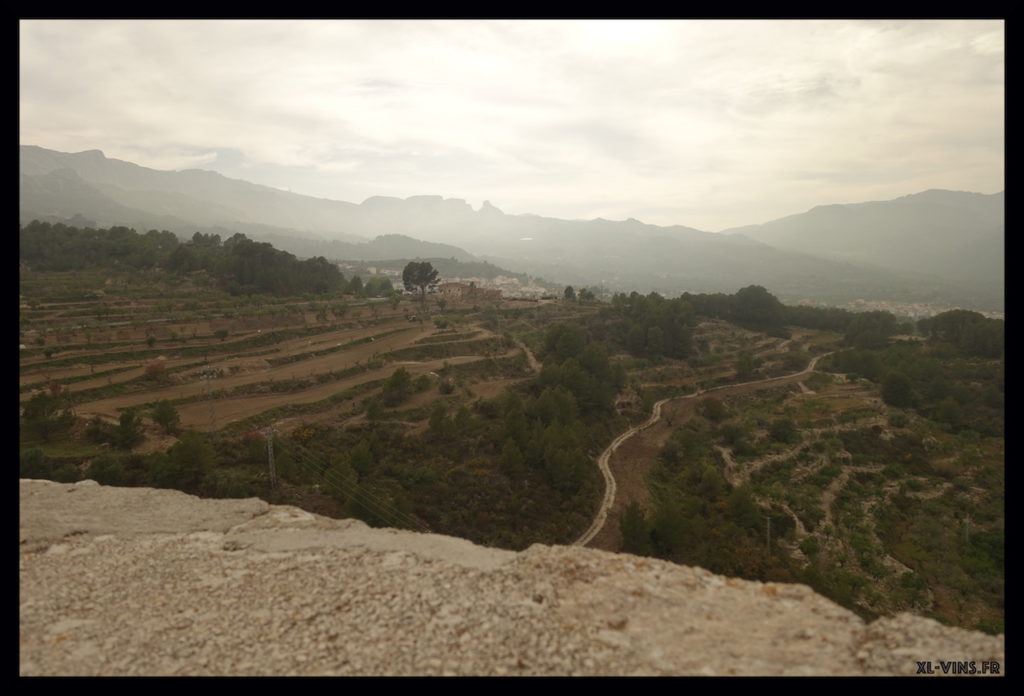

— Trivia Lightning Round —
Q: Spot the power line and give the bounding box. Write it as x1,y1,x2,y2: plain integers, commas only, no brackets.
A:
201,366,216,430
293,448,430,534
282,438,431,533
264,426,277,489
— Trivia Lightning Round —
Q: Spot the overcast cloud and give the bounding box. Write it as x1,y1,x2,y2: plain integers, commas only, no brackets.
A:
20,19,1004,231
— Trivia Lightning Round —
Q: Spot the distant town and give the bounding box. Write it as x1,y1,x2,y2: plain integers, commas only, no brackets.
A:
348,264,561,301
797,297,1004,322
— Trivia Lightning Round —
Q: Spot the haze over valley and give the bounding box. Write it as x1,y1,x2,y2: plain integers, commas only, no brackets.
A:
20,20,1004,676
20,145,1004,314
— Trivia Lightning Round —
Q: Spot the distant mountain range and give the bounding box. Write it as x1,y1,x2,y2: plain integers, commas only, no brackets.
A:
723,189,1004,301
20,145,1003,311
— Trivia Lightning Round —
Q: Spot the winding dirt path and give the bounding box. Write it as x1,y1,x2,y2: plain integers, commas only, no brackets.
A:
576,353,831,550
573,397,671,546
513,339,543,374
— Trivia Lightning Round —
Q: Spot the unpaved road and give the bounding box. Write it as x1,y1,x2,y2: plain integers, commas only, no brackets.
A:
577,354,830,551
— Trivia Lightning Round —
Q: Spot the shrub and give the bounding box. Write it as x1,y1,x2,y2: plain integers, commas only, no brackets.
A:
380,367,413,407
888,411,909,428
113,410,145,451
20,448,53,479
700,396,730,422
144,362,169,383
150,400,182,435
769,418,800,444
87,454,129,486
22,392,74,442
800,535,821,557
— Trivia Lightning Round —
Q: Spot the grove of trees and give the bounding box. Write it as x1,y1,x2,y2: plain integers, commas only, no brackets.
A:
20,221,346,296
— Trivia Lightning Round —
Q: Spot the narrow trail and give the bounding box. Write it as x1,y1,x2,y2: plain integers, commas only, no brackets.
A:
513,339,542,374
575,352,831,549
573,397,671,547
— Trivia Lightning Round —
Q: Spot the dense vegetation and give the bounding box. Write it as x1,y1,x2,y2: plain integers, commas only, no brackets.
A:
592,291,697,360
620,416,795,582
20,221,347,296
20,319,627,550
19,231,1003,635
286,323,627,548
680,285,789,337
820,311,1004,437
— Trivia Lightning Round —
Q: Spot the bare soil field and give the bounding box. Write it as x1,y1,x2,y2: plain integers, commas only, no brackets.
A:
28,294,528,437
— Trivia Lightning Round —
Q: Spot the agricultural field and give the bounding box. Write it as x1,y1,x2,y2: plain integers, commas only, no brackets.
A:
19,267,1003,636
19,268,610,549
613,341,1004,635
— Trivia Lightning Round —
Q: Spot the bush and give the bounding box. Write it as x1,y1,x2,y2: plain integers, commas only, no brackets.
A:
22,392,75,442
87,454,129,486
86,416,114,444
800,535,821,557
20,448,52,479
769,418,800,444
152,431,217,492
144,362,169,383
700,396,730,423
21,448,78,483
113,410,145,451
882,371,914,408
381,367,413,407
888,411,909,428
150,400,181,435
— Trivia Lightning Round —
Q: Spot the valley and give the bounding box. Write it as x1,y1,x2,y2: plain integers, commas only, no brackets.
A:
20,248,1004,635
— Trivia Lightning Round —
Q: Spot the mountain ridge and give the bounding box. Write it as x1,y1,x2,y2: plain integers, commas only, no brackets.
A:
20,145,1003,311
722,189,1004,291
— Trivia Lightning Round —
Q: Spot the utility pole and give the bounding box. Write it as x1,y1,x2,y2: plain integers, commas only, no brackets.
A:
201,367,216,430
264,427,277,489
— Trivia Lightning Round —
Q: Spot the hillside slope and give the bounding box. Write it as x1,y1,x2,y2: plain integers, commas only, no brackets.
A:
724,190,1004,295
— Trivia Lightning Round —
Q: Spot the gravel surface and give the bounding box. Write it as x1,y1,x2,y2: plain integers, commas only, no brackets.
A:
19,479,1004,676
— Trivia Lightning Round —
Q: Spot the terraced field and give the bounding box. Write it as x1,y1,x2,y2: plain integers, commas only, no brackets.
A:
20,288,537,444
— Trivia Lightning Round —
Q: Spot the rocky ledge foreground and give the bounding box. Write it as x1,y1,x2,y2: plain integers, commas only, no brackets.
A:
20,479,1004,677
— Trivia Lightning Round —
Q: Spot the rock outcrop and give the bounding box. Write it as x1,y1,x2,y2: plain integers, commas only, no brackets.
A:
19,479,1004,676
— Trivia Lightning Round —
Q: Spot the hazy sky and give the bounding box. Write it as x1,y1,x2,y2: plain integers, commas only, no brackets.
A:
20,19,1004,231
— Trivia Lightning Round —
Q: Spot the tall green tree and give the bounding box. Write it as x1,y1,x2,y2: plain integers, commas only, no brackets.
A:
881,371,914,408
402,261,440,305
734,285,785,333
